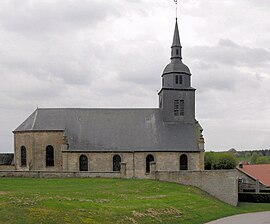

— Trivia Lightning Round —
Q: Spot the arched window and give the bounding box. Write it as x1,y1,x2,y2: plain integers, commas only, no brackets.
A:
46,145,54,167
79,155,88,171
180,154,188,170
20,146,26,167
146,154,154,174
113,155,121,172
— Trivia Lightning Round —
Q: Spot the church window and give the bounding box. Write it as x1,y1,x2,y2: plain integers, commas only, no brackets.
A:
174,100,180,116
175,75,183,84
180,100,185,116
113,155,121,172
79,155,88,171
180,154,188,170
176,49,179,55
146,154,154,174
20,146,26,167
174,100,184,117
46,145,54,167
162,77,164,86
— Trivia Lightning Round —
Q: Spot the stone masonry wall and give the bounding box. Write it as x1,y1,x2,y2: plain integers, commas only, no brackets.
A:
0,165,15,171
0,171,120,178
62,151,204,178
15,131,204,177
154,170,239,206
14,131,65,171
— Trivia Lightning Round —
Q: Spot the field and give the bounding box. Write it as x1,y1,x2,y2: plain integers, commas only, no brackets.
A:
0,178,270,224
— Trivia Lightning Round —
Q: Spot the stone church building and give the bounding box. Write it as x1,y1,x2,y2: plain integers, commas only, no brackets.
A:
13,20,205,178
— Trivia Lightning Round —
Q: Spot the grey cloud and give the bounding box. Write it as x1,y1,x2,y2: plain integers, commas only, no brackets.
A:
187,39,270,68
0,0,122,35
0,0,270,153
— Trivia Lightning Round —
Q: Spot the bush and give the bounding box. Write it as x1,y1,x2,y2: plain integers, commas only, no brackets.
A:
204,152,237,170
239,193,270,203
204,152,214,170
212,153,237,169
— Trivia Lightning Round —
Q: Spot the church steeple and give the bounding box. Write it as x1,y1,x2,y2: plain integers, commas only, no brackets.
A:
158,17,196,123
171,19,182,60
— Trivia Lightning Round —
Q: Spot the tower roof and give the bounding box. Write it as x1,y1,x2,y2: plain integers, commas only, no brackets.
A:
163,19,191,76
172,19,181,47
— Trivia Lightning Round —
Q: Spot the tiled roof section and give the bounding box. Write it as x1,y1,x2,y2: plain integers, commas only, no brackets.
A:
14,108,200,152
238,164,270,187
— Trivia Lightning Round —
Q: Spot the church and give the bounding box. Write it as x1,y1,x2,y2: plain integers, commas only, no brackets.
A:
13,19,205,178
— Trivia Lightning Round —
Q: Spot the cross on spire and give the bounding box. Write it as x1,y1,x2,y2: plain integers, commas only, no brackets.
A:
174,0,178,19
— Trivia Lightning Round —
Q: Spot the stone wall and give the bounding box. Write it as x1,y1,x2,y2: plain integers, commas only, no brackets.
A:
14,131,204,178
0,171,120,178
0,165,15,171
14,131,65,171
62,151,204,178
154,170,239,206
0,168,250,206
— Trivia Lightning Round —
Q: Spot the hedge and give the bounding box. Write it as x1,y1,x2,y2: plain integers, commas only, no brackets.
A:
239,193,270,203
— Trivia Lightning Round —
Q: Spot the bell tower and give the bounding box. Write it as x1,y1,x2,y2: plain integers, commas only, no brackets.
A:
158,19,196,123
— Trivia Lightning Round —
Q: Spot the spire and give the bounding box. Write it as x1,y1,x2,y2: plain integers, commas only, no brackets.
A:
171,19,182,60
172,19,181,46
162,18,191,76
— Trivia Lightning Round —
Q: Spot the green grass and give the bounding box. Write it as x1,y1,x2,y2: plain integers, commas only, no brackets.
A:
0,178,270,224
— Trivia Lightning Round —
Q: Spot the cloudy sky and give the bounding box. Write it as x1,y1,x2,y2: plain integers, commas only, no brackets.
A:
0,0,270,152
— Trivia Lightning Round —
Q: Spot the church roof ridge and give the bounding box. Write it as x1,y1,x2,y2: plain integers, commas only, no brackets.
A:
35,107,160,111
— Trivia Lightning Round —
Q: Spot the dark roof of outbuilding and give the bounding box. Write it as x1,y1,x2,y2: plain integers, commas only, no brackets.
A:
14,108,200,152
0,153,14,165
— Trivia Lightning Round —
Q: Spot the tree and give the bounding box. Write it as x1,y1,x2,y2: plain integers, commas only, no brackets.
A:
228,148,237,153
245,152,251,157
234,152,240,158
256,157,270,164
251,152,259,164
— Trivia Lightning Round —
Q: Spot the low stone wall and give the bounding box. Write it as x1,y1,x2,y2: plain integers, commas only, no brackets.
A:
0,171,121,178
154,170,239,206
0,168,241,206
0,165,15,171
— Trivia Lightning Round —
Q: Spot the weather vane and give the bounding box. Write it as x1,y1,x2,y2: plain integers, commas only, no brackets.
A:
174,0,178,19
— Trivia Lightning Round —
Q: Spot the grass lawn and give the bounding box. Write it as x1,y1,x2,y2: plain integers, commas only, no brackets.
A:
0,178,270,224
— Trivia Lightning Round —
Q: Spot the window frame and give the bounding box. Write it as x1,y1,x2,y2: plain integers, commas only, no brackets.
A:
20,146,27,167
175,75,183,85
180,154,188,170
46,145,54,167
174,100,180,116
113,155,121,172
180,100,185,116
146,154,155,174
79,154,88,171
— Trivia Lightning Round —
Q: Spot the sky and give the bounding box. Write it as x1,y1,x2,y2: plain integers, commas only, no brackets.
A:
0,0,270,153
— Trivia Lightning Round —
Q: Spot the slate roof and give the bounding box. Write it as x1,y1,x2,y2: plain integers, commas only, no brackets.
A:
14,108,199,152
163,61,191,76
162,19,191,76
238,164,270,187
